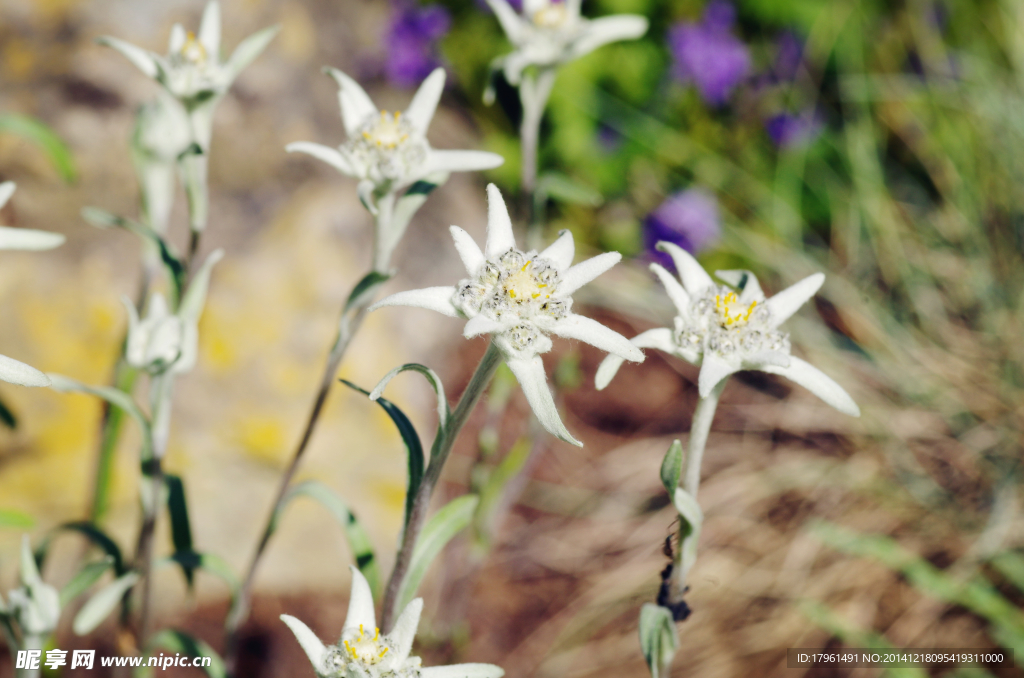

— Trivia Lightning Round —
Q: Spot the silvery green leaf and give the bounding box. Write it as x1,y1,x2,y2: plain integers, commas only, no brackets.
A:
60,557,115,607
73,572,138,635
370,363,450,441
660,440,683,496
397,495,479,612
673,487,704,579
48,375,152,460
638,603,678,678
179,248,224,323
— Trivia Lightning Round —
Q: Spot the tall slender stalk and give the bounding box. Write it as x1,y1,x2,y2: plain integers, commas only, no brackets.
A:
380,341,503,631
519,68,557,251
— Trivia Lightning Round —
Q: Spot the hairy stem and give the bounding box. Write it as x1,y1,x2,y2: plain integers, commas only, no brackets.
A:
519,68,557,251
380,341,503,631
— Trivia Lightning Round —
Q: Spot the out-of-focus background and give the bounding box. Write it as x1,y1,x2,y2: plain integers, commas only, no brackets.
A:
2,0,1024,676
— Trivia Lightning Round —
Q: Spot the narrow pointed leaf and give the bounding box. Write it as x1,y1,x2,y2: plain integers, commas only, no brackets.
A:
48,375,152,461
659,440,683,496
397,495,479,611
73,572,139,635
164,474,195,586
344,271,392,316
0,114,77,183
60,557,115,607
639,603,678,678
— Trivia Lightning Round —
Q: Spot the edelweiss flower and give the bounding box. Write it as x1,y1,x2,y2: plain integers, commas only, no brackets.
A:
597,242,859,416
287,67,504,209
370,184,644,445
0,182,64,388
485,0,649,84
2,536,60,641
132,93,193,235
282,566,504,678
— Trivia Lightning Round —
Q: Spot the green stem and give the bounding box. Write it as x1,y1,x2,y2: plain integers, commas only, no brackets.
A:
379,341,503,631
519,68,557,251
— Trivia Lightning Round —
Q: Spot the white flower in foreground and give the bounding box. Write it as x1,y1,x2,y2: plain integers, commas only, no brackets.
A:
287,67,504,209
282,566,504,678
486,0,648,84
370,184,644,445
0,181,64,388
597,242,860,416
132,93,193,235
2,536,60,641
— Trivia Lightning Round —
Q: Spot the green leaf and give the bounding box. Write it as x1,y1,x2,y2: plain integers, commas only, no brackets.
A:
73,572,138,635
475,436,532,546
275,480,380,595
163,551,240,602
144,629,226,678
47,375,153,462
369,363,450,446
39,522,127,576
60,557,115,607
0,113,77,183
660,440,683,496
0,394,16,429
638,603,678,678
397,494,479,612
536,171,603,207
344,271,391,316
342,379,425,531
0,508,33,529
672,487,703,578
164,475,195,586
990,552,1024,594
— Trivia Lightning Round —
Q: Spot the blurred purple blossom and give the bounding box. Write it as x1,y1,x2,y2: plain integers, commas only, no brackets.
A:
644,189,721,268
765,111,822,148
385,1,451,88
773,31,804,82
476,0,523,12
668,1,750,106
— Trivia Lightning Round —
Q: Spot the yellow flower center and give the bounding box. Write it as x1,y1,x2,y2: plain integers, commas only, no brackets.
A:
343,625,389,666
362,111,408,150
714,292,757,328
532,4,569,29
502,261,551,302
180,31,208,65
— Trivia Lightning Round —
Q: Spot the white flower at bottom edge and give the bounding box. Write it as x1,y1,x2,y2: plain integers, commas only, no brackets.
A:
369,183,644,446
596,241,860,417
2,536,60,639
282,566,504,678
0,181,64,388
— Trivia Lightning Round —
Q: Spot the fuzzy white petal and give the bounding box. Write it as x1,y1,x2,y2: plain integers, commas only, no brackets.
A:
463,314,508,338
0,354,50,387
370,287,459,318
540,230,575,271
506,356,581,446
744,350,791,369
698,351,738,398
198,1,221,58
280,615,327,672
98,37,159,78
420,149,505,178
225,25,279,82
650,263,690,317
0,181,14,210
343,566,376,636
357,179,378,215
285,141,356,176
405,67,446,134
388,598,423,663
483,184,516,258
558,251,621,297
761,356,860,416
548,314,643,362
421,665,505,678
0,226,65,251
765,273,825,328
484,0,526,43
568,15,649,60
326,67,378,138
594,327,677,390
168,24,187,54
656,242,714,296
450,226,485,276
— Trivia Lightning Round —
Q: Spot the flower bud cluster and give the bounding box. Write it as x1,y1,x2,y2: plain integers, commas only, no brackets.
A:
166,32,221,100
674,286,789,359
318,624,421,678
345,111,428,183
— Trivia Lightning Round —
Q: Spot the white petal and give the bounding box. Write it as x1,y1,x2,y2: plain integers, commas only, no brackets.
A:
168,24,187,54
761,356,860,416
714,269,764,304
358,179,378,215
650,263,689,317
326,67,377,138
369,287,459,318
0,354,49,387
765,273,824,328
558,251,620,297
0,226,65,251
98,37,159,78
656,241,714,296
483,184,516,258
285,141,355,176
505,355,581,446
343,565,377,636
594,327,677,390
697,352,737,398
743,350,790,369
421,665,505,678
198,1,221,59
405,67,446,134
484,0,526,43
450,226,485,276
0,181,14,210
224,24,279,81
387,598,423,662
548,314,643,362
568,15,649,60
419,149,505,177
539,230,574,271
280,615,327,672
463,314,507,338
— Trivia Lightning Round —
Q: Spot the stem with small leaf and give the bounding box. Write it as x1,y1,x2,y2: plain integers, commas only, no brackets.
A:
519,68,557,251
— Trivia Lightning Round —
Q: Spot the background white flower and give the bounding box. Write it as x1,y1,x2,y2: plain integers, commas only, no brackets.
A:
486,0,649,84
597,241,860,416
370,184,644,445
282,566,504,678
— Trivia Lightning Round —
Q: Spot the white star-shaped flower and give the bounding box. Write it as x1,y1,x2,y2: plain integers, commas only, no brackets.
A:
486,0,648,84
370,184,644,445
597,242,860,416
287,67,504,209
282,566,504,678
0,182,64,388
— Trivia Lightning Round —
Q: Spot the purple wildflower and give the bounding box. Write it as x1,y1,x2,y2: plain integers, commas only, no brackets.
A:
385,1,451,88
644,189,721,269
476,0,523,11
773,31,804,82
765,111,822,149
668,0,750,106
